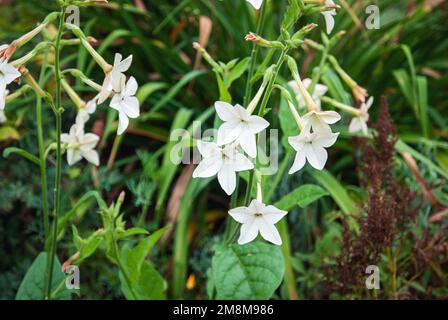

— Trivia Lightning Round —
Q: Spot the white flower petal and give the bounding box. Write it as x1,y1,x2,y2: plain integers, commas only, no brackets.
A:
289,151,306,174
238,219,260,245
81,149,99,166
217,121,243,146
318,110,341,124
258,218,282,245
314,83,328,97
196,140,220,158
115,54,133,72
288,135,305,152
348,117,362,133
0,61,21,84
122,96,140,118
322,11,335,34
117,112,129,135
217,164,237,195
261,205,288,224
231,152,254,172
215,101,237,122
305,144,328,170
192,156,223,178
239,130,257,158
80,133,100,149
97,73,112,104
246,0,263,10
124,76,138,96
313,132,339,148
247,115,269,134
228,207,253,224
67,149,82,166
0,95,5,111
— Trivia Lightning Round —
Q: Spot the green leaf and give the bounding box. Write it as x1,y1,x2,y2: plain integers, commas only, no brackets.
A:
120,225,171,284
120,261,166,300
16,252,70,300
117,227,149,240
211,241,284,300
225,57,250,87
3,147,39,165
311,170,358,214
274,184,329,210
136,82,167,104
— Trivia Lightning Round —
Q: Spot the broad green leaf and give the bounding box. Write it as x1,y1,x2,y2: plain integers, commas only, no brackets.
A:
16,252,70,300
211,241,284,300
274,184,329,211
120,261,166,300
120,225,171,284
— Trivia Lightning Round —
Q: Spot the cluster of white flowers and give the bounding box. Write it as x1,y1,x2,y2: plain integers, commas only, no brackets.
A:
62,53,140,167
190,1,373,247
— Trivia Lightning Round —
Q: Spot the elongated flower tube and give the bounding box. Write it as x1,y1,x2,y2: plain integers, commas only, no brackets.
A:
0,12,59,61
328,55,368,102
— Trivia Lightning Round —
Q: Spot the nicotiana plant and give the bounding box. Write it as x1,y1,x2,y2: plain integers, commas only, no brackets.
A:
191,0,375,299
3,0,375,300
3,0,169,300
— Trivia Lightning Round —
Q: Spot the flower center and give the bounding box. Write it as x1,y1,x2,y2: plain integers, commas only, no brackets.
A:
254,212,263,217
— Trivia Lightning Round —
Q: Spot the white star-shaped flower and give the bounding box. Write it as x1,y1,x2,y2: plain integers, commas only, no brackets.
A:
246,0,262,9
288,125,339,173
215,101,269,158
229,199,287,245
98,53,133,104
193,140,254,195
322,0,337,34
109,76,140,135
0,60,20,110
288,78,328,110
76,95,98,128
349,96,373,135
302,109,341,133
61,124,100,166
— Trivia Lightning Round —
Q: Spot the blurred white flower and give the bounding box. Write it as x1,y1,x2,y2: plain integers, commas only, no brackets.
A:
61,124,100,166
109,76,139,135
76,95,98,128
288,125,339,173
192,140,253,195
349,96,373,135
229,199,287,245
322,0,337,34
0,60,20,110
98,53,133,104
302,109,341,133
246,0,262,10
215,101,269,158
288,78,328,110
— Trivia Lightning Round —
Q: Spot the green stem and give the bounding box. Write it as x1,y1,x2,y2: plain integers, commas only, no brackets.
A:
243,48,289,206
111,234,139,300
225,1,267,243
243,0,268,107
37,51,50,242
45,7,65,300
